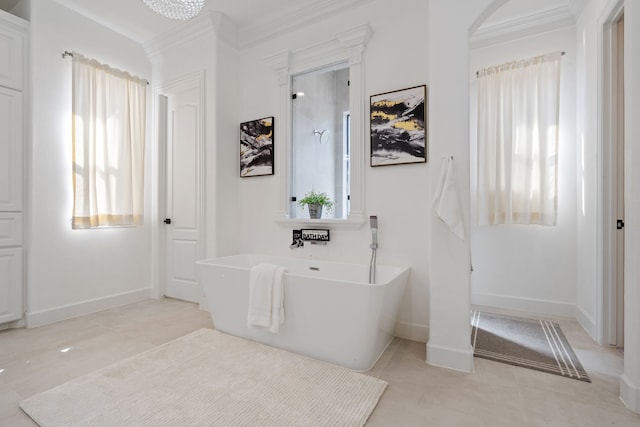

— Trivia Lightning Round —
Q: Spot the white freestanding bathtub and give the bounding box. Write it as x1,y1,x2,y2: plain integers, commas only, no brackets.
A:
196,254,410,371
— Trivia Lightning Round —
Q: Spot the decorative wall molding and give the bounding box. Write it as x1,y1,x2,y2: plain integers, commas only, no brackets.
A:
568,0,588,17
427,342,474,373
395,321,428,343
620,374,640,414
0,213,22,246
471,292,576,318
336,24,373,66
0,9,28,34
470,5,577,49
271,23,373,76
238,0,374,49
144,11,236,63
263,50,290,85
268,24,372,229
25,288,152,328
576,304,597,341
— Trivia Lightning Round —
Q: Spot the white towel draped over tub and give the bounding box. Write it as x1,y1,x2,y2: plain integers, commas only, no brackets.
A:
433,156,465,240
247,263,286,333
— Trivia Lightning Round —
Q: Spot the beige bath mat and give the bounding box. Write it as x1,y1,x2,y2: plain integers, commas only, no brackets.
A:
20,328,386,426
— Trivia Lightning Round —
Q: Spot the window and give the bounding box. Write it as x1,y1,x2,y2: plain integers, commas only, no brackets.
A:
476,52,562,226
71,53,147,229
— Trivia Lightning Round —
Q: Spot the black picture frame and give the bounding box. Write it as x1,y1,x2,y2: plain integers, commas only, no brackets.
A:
370,85,427,166
240,116,274,177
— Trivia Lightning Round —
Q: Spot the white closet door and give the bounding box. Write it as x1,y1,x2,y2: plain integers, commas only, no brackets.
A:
0,87,22,211
0,22,24,90
0,247,22,323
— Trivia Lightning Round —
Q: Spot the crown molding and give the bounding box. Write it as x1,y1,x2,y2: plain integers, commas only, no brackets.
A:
53,0,152,43
144,11,237,63
470,5,576,50
265,23,373,75
238,0,374,49
0,8,28,32
263,50,290,85
336,23,373,49
568,0,587,16
211,12,239,47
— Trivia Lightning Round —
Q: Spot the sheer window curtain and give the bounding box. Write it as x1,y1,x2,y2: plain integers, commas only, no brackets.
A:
477,51,562,226
71,53,147,229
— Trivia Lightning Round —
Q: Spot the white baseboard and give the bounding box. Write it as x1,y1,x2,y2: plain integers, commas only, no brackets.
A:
575,305,597,341
395,321,428,343
471,292,575,318
426,341,474,373
620,374,640,414
25,288,153,328
0,318,25,330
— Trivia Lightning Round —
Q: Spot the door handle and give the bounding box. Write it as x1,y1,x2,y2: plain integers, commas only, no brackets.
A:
164,218,172,225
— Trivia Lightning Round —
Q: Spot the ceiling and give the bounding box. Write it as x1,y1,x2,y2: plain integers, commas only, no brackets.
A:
0,0,19,11
473,0,585,47
0,0,586,47
482,0,576,27
52,0,314,44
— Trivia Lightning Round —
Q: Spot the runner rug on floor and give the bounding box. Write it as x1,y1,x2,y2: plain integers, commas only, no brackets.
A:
20,329,387,426
471,311,591,382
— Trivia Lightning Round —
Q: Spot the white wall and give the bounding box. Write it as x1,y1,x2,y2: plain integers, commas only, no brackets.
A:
469,27,578,318
235,0,430,342
426,0,496,373
212,36,241,258
26,0,153,325
574,0,606,341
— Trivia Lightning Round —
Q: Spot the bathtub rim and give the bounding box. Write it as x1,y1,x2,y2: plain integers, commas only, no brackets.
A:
196,253,410,287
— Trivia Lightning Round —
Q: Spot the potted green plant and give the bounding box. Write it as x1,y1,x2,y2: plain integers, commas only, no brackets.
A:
298,191,334,219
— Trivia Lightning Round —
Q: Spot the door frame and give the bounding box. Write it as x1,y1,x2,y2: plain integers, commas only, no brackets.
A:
599,0,624,346
152,71,207,300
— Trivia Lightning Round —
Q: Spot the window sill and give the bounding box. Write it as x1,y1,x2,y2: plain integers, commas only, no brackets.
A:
275,211,366,230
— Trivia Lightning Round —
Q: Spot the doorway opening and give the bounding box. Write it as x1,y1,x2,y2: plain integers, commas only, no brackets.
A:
602,6,625,349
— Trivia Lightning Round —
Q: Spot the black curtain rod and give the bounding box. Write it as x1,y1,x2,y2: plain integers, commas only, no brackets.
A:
61,51,149,85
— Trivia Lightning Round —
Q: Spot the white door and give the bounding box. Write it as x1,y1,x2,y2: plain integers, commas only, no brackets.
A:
0,87,22,211
615,14,625,348
163,80,203,303
0,85,23,324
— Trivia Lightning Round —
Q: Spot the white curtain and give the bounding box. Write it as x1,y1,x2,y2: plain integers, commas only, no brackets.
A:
477,51,562,226
71,52,147,229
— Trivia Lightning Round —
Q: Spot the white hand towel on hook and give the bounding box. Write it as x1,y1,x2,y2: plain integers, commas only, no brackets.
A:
433,156,465,240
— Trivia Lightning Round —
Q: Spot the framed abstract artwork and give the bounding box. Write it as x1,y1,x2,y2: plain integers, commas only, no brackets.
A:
240,116,274,177
370,85,427,166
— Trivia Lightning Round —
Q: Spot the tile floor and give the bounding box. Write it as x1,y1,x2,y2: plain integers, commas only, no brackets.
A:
1,299,639,426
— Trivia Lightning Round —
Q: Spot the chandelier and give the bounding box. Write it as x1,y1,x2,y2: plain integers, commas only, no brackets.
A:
142,0,205,20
